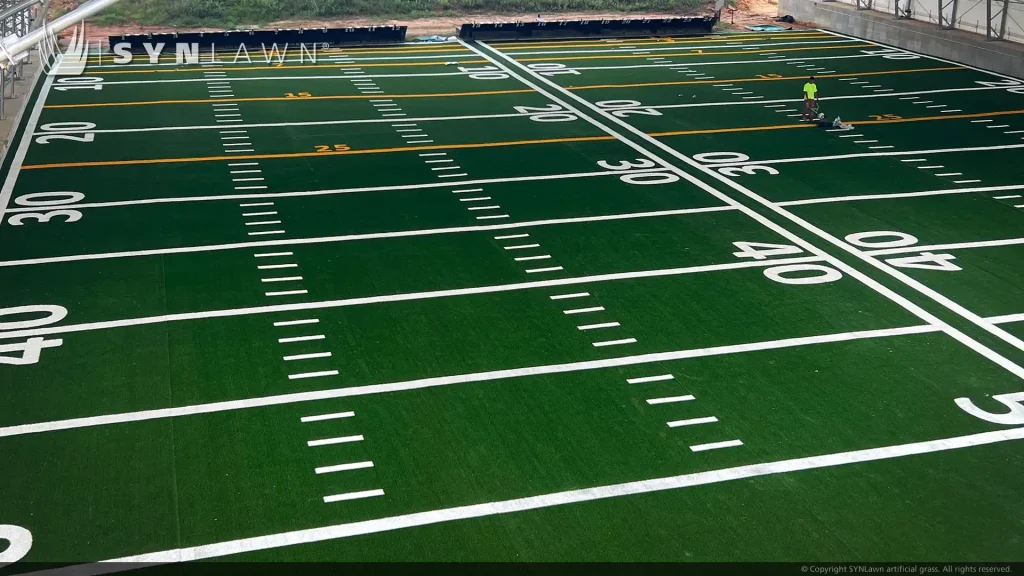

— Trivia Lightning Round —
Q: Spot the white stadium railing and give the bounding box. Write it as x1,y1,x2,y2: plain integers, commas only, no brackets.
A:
0,0,123,117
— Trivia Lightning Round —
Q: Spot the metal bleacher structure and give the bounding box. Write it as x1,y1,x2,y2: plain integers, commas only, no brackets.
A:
456,16,720,40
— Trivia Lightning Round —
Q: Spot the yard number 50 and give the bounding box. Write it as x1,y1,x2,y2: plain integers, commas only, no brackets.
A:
0,524,32,567
956,393,1024,425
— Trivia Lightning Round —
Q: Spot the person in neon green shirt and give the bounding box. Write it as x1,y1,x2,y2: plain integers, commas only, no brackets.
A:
802,76,818,122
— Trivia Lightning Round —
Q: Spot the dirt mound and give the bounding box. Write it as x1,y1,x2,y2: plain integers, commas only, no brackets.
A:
71,2,803,42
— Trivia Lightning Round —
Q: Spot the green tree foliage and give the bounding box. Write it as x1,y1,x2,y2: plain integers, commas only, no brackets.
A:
92,0,705,26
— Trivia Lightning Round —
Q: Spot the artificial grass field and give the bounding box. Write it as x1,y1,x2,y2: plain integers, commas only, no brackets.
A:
1,29,1024,567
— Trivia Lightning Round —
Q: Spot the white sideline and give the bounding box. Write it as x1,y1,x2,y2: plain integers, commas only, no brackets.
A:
32,426,1024,570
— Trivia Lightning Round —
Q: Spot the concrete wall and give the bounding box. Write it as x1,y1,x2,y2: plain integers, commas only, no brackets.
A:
778,0,1024,79
818,0,1024,44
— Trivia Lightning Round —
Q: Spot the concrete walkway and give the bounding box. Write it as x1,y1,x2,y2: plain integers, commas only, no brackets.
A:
0,50,43,164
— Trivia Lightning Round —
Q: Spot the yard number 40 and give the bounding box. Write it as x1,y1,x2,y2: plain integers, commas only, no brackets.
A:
731,229,962,288
0,305,67,366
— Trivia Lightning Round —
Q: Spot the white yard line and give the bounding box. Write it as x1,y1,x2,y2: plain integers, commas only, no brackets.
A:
699,143,1024,168
864,237,1024,256
0,324,939,439
0,255,824,341
776,184,1024,206
571,52,877,72
29,112,541,136
3,168,671,213
505,38,853,58
0,205,735,268
94,72,478,87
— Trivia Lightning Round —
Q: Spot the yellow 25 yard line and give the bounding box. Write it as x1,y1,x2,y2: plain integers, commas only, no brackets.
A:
517,43,867,62
20,135,615,170
857,108,1024,125
648,108,1024,137
44,88,535,109
92,58,488,75
570,65,964,90
491,33,833,51
26,109,1023,170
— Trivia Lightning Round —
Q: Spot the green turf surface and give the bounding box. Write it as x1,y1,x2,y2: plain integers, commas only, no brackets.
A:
1,29,1023,568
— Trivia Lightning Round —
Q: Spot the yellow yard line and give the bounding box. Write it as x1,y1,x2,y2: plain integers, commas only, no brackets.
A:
90,59,488,75
518,43,866,62
857,108,1024,125
567,66,964,90
491,33,832,51
489,31,830,47
43,88,534,109
21,135,615,170
650,124,814,137
28,106,1021,170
